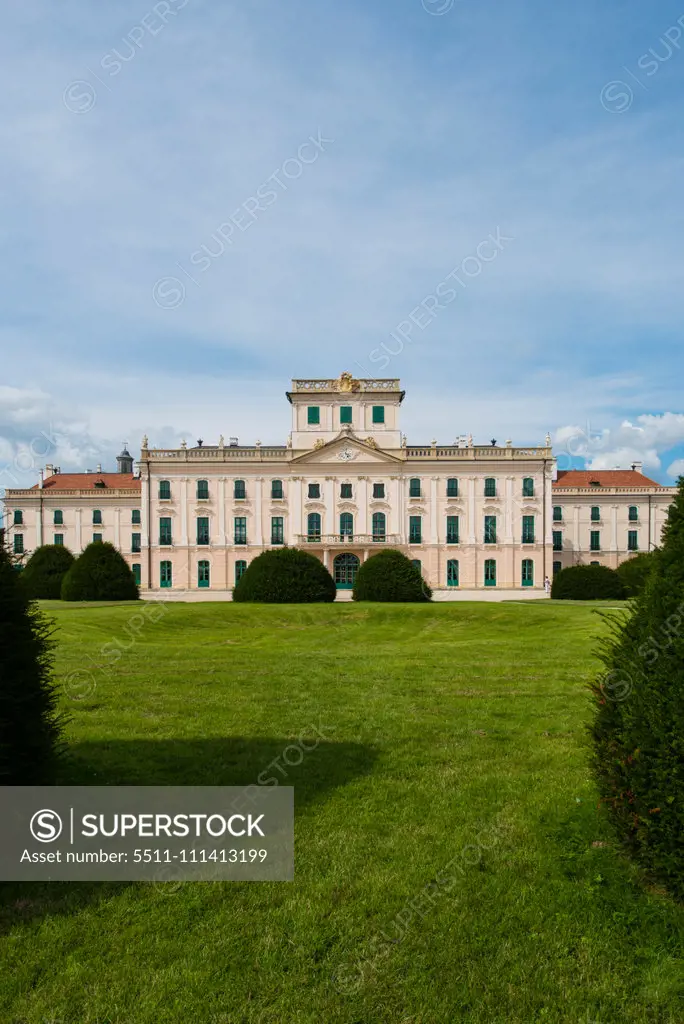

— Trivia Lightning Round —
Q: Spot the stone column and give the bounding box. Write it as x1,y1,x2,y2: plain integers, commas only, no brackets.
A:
468,476,476,543
114,508,121,550
358,477,368,535
325,477,335,536
255,477,263,547
218,478,226,545
291,477,302,543
430,477,438,543
74,508,81,552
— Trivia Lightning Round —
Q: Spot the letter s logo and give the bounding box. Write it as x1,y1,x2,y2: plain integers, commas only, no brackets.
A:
30,809,63,842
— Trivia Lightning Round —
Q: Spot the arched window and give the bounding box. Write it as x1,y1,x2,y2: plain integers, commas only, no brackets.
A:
484,559,496,586
372,512,386,541
307,512,321,541
339,512,353,540
484,478,496,497
197,480,209,499
160,560,172,588
522,559,534,587
235,560,247,583
447,559,459,587
198,560,210,588
159,480,171,500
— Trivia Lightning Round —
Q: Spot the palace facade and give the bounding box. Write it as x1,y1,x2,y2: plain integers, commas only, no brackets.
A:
2,375,677,597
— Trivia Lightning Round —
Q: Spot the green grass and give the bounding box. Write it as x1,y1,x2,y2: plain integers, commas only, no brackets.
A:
1,601,682,1024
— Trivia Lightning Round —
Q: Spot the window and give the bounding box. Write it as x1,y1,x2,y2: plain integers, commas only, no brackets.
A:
340,406,352,424
553,560,562,576
522,558,534,587
446,515,459,544
484,515,497,544
591,506,600,522
271,517,284,544
92,533,102,543
307,513,321,541
522,477,534,497
198,560,210,588
132,563,141,586
132,533,141,553
132,509,141,525
234,517,247,545
522,515,535,544
372,405,385,424
234,480,246,499
54,534,64,546
446,478,458,498
484,559,496,586
372,483,385,499
197,517,210,545
159,517,172,545
553,531,562,551
629,506,638,522
13,510,23,525
409,478,421,498
447,559,459,587
197,480,209,500
235,560,247,583
271,480,283,499
484,478,496,497
160,560,172,588
411,559,422,573
590,530,600,551
54,510,63,525
307,406,320,425
372,512,386,541
93,509,102,525
340,512,353,540
590,561,600,566
628,530,638,551
553,506,562,522
340,483,353,499
308,483,320,499
409,515,422,544
13,534,23,554
159,480,171,500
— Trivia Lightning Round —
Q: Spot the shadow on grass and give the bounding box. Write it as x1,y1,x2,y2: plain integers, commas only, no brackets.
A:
1,736,377,935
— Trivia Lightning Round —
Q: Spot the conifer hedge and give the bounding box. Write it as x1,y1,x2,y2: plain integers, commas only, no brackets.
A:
551,564,625,600
353,549,431,602
61,541,139,601
616,551,656,598
233,547,336,603
21,544,75,600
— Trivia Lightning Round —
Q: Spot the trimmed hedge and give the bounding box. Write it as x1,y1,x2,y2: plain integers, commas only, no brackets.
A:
21,544,75,600
0,545,64,784
590,477,684,898
61,542,139,601
616,551,656,598
551,564,625,601
353,549,431,602
233,547,336,603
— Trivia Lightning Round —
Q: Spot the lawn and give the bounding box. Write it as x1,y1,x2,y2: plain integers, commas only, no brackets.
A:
1,601,683,1024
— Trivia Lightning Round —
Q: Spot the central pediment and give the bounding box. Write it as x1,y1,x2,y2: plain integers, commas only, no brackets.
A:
291,434,403,466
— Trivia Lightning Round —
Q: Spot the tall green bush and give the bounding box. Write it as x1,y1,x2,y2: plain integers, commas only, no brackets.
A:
233,547,336,603
21,544,75,599
353,549,431,602
0,546,64,784
551,564,625,600
590,478,684,897
616,551,656,598
61,542,139,601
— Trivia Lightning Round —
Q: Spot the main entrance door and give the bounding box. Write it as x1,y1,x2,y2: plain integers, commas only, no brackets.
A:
333,553,360,590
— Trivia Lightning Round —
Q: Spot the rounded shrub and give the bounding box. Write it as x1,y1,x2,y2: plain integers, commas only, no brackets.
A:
233,547,336,603
61,541,139,601
352,549,432,602
21,544,75,599
0,545,64,784
590,478,684,898
551,564,625,601
616,551,656,598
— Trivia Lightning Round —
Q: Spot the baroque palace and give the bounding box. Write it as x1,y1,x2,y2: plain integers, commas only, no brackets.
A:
2,374,677,598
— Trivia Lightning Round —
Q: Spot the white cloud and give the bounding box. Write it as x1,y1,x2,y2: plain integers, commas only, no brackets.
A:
554,413,684,476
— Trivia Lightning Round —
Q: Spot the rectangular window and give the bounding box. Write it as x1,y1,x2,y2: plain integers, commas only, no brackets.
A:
198,561,210,588
132,509,141,525
446,515,459,544
53,510,63,525
409,478,421,498
484,515,497,544
591,506,600,522
54,534,64,546
93,509,102,525
13,534,24,554
372,406,385,424
447,559,459,587
234,517,247,545
629,506,638,522
522,559,534,587
522,477,534,497
271,480,283,499
628,530,638,551
234,480,246,499
92,533,102,543
271,517,284,544
307,406,320,425
340,406,352,424
484,478,496,497
553,531,562,551
160,561,172,588
409,516,422,544
235,560,247,583
590,530,600,551
411,559,422,573
132,563,141,586
159,517,172,545
132,533,141,553
553,506,562,522
13,510,23,525
197,480,209,500
553,560,562,576
484,559,496,586
522,515,535,544
197,517,210,545
340,483,353,499
308,483,320,499
373,483,385,499
446,478,458,498
159,480,171,500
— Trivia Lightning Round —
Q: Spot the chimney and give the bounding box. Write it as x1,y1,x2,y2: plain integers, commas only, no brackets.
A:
96,463,102,473
45,463,54,477
631,461,643,474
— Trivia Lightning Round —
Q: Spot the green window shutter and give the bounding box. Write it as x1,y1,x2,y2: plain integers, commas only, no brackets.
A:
235,560,247,583
484,559,496,586
409,478,421,497
484,478,496,497
271,517,284,544
552,531,562,551
54,534,64,546
307,513,321,540
522,515,535,544
629,506,638,522
92,533,102,543
522,558,534,586
447,559,459,586
197,480,209,499
234,480,246,499
340,406,352,424
271,480,283,499
446,478,458,497
197,517,210,545
373,483,385,499
411,559,422,573
234,517,247,545
93,509,102,525
132,563,141,586
54,510,63,525
591,506,600,522
13,510,23,525
132,533,141,553
159,517,172,545
198,560,210,587
628,530,638,551
340,512,353,539
340,483,353,499
409,515,422,544
307,406,320,425
159,480,171,500
13,535,24,554
308,483,320,499
590,530,600,551
446,515,459,544
372,512,386,541
553,506,562,522
484,515,497,544
132,509,141,524
552,561,562,576
372,406,385,424
522,477,534,497
160,560,172,587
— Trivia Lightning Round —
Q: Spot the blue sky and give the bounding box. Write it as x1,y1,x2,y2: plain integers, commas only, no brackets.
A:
2,0,684,486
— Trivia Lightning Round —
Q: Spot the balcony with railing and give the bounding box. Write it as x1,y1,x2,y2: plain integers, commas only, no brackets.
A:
295,533,402,546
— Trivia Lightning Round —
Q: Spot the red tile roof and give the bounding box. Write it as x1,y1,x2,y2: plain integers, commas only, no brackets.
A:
554,470,661,488
33,473,141,491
